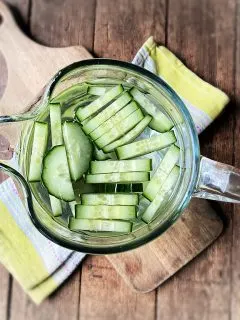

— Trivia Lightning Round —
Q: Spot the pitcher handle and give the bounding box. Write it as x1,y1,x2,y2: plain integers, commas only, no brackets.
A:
193,156,240,203
0,162,33,209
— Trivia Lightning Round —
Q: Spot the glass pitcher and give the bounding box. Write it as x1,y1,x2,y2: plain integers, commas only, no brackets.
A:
0,59,239,254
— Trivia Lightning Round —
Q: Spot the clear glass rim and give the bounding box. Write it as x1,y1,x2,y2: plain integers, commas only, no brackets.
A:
21,58,200,254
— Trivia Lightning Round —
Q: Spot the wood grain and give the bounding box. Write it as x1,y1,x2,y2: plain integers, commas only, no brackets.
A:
5,0,95,318
30,0,96,52
156,0,236,318
0,268,10,320
231,0,240,319
0,1,90,116
0,1,30,318
94,0,166,60
10,271,80,320
108,199,223,292
80,256,155,320
157,279,230,320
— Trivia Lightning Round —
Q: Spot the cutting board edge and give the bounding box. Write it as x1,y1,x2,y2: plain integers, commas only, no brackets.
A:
107,216,224,293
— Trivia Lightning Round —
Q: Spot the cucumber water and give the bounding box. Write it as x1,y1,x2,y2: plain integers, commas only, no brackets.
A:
27,77,181,236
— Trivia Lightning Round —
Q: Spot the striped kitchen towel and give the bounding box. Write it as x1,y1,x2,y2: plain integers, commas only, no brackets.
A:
133,37,229,133
0,36,230,304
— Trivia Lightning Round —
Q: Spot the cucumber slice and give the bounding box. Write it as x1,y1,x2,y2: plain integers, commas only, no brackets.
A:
69,201,77,217
42,145,75,201
75,204,136,220
144,145,180,201
69,218,132,233
28,122,48,182
82,92,132,134
95,108,144,149
51,83,88,104
62,96,95,118
76,85,124,121
85,172,150,184
142,166,180,223
88,86,111,96
49,196,62,217
90,159,152,174
49,104,63,145
63,121,92,181
93,146,115,160
116,131,176,160
49,104,63,215
87,79,124,86
130,88,173,132
104,183,143,193
103,115,152,153
90,102,138,140
81,193,139,206
87,80,132,91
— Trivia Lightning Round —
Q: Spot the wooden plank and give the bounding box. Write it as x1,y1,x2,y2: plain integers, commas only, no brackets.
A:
29,0,96,52
94,0,166,60
0,267,10,320
7,0,95,317
108,199,223,293
78,1,167,319
231,0,240,319
156,0,236,318
10,270,80,320
79,256,155,320
0,2,30,319
157,279,230,320
4,0,29,20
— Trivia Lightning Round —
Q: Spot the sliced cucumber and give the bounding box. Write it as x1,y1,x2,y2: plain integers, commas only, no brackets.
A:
103,115,152,153
42,145,75,201
82,92,132,134
90,102,138,140
69,201,77,217
85,172,150,184
88,86,111,96
130,88,173,132
81,193,139,206
49,105,64,216
142,166,180,223
95,108,144,149
76,85,124,121
116,131,176,160
63,121,92,181
49,104,63,215
144,145,180,201
104,183,143,193
49,196,62,217
28,122,48,182
87,79,125,86
51,83,88,104
75,204,136,220
62,96,95,118
49,104,63,145
90,159,152,174
69,218,132,233
93,146,115,160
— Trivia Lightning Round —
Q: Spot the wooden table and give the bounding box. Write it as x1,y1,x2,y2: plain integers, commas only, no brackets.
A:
0,0,239,319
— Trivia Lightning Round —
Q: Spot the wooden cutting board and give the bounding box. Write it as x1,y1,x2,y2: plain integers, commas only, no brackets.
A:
0,1,223,293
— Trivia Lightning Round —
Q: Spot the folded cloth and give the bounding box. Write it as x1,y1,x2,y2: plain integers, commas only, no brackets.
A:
0,36,230,304
133,37,229,133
